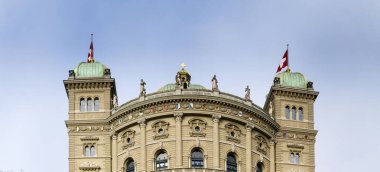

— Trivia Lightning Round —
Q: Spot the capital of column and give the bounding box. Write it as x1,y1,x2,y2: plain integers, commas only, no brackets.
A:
174,112,183,122
246,124,254,132
212,114,221,123
138,118,146,127
112,134,118,140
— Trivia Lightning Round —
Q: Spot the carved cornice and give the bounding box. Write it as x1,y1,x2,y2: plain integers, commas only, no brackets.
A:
80,136,99,141
107,91,279,130
79,166,100,171
287,143,305,149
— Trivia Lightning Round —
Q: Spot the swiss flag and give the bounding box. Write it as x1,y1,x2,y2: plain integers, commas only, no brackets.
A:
87,41,94,63
276,49,288,73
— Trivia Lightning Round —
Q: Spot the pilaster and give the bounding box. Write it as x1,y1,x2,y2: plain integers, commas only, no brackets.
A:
112,134,117,172
174,112,183,168
212,114,221,169
246,124,254,172
270,141,275,172
138,118,147,172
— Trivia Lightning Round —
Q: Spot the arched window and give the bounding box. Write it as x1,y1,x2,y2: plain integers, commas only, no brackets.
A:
290,153,294,164
87,98,93,112
84,146,90,157
295,153,300,164
156,150,168,170
256,162,263,172
285,106,290,119
191,149,204,168
226,152,237,172
125,159,135,172
94,97,99,111
90,146,95,157
80,98,85,112
292,107,297,120
298,107,303,121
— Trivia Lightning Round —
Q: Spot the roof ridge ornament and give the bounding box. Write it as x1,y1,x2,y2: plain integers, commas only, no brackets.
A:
180,63,186,70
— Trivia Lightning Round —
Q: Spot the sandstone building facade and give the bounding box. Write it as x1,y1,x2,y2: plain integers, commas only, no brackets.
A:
64,61,318,172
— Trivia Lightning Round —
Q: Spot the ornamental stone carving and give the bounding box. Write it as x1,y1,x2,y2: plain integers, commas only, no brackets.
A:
152,121,170,140
121,129,135,149
225,123,242,143
188,118,207,137
256,135,269,155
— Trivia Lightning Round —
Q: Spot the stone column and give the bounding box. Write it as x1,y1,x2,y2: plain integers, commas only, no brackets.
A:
212,114,221,169
270,141,275,172
246,124,254,172
174,112,183,168
138,118,147,172
112,134,117,172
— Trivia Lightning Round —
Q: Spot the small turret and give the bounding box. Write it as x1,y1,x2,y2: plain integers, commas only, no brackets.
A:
175,63,191,89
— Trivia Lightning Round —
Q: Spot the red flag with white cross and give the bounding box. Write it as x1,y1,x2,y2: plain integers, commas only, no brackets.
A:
276,49,288,73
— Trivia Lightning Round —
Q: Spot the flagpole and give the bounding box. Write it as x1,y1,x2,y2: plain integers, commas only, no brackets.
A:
286,44,290,72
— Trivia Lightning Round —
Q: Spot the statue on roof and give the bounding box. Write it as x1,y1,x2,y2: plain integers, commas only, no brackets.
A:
211,75,219,91
140,79,146,97
245,85,251,101
269,101,273,116
113,94,118,109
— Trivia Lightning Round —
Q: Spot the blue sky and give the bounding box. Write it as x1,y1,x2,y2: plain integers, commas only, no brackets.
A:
0,0,379,171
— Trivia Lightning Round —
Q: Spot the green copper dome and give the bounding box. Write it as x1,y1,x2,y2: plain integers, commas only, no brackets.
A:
275,71,307,88
158,83,207,92
74,61,107,78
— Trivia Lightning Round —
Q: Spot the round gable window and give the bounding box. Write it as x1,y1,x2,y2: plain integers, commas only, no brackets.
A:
194,126,201,132
158,128,165,135
230,131,236,138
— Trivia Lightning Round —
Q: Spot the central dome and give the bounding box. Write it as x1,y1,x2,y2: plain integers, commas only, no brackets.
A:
157,83,207,92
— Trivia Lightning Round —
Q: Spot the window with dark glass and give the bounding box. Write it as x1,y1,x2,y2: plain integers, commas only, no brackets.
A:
226,153,237,172
126,159,135,172
84,146,90,157
295,153,300,164
292,107,297,120
156,150,168,170
256,162,263,172
87,98,93,112
290,153,295,164
90,146,95,157
80,98,85,112
298,107,303,121
191,149,204,168
285,106,290,119
94,97,99,111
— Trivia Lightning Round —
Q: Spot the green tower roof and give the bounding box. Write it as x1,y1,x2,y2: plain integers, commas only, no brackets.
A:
157,83,207,92
275,71,307,88
74,61,107,78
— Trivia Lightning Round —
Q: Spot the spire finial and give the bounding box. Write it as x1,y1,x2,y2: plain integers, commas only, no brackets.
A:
181,63,186,70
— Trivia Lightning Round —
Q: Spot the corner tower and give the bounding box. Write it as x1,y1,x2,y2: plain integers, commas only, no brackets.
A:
64,61,117,172
264,70,319,172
